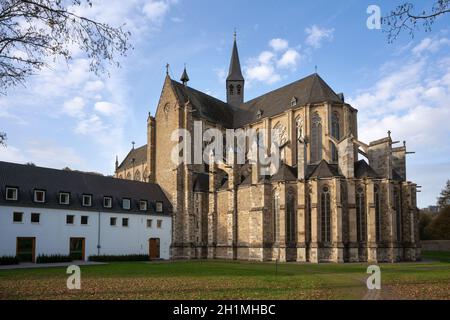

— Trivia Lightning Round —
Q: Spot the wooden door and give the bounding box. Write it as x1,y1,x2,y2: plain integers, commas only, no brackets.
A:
149,238,160,259
16,237,36,263
70,238,85,261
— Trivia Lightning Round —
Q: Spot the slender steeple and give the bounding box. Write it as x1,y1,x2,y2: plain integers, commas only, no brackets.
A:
226,31,244,107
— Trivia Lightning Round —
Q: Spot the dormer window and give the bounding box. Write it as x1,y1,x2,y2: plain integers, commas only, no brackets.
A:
291,96,297,107
256,109,263,120
103,196,113,208
122,198,131,210
59,192,70,205
34,189,46,203
82,194,92,207
139,200,148,211
156,201,163,213
5,187,18,201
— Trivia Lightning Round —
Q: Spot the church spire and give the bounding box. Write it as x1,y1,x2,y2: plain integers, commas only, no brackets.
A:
226,31,244,107
227,32,244,81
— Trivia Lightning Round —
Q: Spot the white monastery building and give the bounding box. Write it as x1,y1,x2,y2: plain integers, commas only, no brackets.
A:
0,161,172,262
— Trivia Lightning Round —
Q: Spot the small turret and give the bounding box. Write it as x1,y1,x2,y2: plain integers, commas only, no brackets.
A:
180,64,189,86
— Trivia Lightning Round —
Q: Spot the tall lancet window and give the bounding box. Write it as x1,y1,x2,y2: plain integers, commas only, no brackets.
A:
374,185,382,242
237,84,242,95
394,188,403,242
311,112,322,163
273,190,280,243
295,116,303,141
286,188,296,243
356,186,367,242
331,112,340,162
321,186,331,243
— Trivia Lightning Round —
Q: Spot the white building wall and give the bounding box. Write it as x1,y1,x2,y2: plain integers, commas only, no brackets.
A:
0,206,172,260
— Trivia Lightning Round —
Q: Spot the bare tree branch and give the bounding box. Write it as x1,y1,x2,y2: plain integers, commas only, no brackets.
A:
0,0,132,94
382,0,450,43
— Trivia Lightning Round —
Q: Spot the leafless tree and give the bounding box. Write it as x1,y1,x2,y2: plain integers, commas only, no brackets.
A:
383,0,450,43
0,0,132,94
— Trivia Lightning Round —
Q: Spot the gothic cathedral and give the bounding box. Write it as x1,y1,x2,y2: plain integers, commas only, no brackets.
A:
115,35,420,263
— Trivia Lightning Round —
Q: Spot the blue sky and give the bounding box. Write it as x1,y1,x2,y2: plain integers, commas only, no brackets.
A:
1,0,449,207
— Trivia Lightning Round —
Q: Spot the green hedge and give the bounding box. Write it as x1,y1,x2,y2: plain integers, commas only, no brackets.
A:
0,256,19,265
89,254,150,262
36,254,73,264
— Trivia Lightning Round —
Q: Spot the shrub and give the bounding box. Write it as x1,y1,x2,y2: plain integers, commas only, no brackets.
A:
36,254,73,264
89,254,150,262
0,256,19,265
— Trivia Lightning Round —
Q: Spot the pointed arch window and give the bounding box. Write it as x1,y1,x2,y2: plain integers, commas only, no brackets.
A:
394,188,402,242
306,190,312,243
295,116,303,141
134,170,141,181
321,186,331,243
286,188,296,243
356,186,367,242
237,84,242,95
374,185,382,242
273,191,280,243
311,112,322,163
229,84,234,95
331,112,340,162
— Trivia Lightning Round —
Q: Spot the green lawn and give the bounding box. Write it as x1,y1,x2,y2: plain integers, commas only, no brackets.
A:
0,251,449,300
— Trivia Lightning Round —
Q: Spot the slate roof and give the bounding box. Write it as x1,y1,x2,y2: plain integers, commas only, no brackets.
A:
227,38,244,81
354,160,379,179
271,163,297,182
117,145,147,170
0,161,172,215
171,80,235,128
234,73,344,127
307,160,341,179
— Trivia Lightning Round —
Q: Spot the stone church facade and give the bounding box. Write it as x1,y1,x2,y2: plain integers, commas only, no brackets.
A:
115,35,420,263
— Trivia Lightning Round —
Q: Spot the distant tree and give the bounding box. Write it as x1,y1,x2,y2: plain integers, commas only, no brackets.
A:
437,180,450,209
419,211,433,240
25,162,35,166
425,206,450,240
382,0,450,43
0,131,5,146
0,0,132,94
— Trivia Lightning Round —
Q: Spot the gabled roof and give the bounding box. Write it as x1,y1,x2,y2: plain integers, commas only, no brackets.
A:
271,163,297,182
171,80,234,128
227,37,244,81
117,145,147,171
307,160,341,179
234,73,344,127
354,160,379,179
0,161,172,214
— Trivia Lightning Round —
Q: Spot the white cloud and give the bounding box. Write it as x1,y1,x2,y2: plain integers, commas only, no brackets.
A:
142,0,170,24
347,36,450,207
63,97,85,118
412,37,450,55
277,49,301,69
94,101,122,116
269,38,289,52
244,38,301,85
305,25,334,49
84,80,105,92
